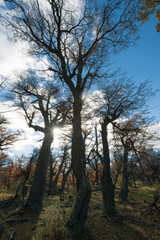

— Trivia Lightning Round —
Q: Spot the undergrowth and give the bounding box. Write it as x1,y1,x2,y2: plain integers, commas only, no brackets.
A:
0,185,160,240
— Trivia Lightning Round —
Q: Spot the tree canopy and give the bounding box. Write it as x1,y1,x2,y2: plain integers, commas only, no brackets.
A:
138,0,160,31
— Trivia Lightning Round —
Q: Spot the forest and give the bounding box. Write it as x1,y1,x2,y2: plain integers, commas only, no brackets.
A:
0,0,160,239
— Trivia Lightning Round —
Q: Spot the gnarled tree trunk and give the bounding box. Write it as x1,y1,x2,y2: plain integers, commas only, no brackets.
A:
67,94,91,233
27,131,53,211
101,122,116,216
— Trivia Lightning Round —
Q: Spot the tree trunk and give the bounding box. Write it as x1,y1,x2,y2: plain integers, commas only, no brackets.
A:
67,94,91,233
135,151,152,184
119,147,128,202
101,122,116,216
95,158,99,185
48,153,55,195
27,132,53,211
60,165,72,193
21,155,34,203
95,125,100,185
113,160,122,189
52,159,64,192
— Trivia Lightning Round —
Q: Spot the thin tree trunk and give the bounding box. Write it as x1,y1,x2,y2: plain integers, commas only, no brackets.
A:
113,162,122,189
95,159,99,185
95,125,99,185
21,155,34,202
101,122,116,216
72,173,75,188
52,159,64,191
48,153,55,195
67,95,91,233
60,165,72,193
27,132,53,211
119,147,128,202
135,151,152,184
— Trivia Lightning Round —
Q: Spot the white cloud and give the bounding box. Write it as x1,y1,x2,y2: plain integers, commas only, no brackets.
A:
0,101,43,157
147,122,160,149
0,29,50,81
0,29,32,77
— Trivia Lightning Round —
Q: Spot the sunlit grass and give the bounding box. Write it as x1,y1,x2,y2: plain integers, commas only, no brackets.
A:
0,191,13,201
0,185,160,240
31,192,72,240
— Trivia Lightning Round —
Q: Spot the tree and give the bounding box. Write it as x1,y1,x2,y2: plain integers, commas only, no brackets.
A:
136,147,160,184
1,0,139,232
114,114,151,201
89,125,101,185
0,115,19,151
48,151,57,195
59,146,72,193
138,0,160,31
0,115,19,189
10,73,70,211
50,145,70,193
95,78,154,214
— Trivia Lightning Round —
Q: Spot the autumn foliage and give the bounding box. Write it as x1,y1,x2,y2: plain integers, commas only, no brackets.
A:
138,0,160,31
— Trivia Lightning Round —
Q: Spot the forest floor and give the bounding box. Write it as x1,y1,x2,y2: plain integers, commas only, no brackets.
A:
0,184,160,240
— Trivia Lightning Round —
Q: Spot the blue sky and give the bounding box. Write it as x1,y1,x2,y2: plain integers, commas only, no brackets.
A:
113,15,160,122
0,3,160,156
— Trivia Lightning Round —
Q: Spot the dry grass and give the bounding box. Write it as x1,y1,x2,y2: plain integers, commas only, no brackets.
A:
0,185,160,240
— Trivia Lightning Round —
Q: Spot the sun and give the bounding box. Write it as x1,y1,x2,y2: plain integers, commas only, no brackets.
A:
53,127,61,148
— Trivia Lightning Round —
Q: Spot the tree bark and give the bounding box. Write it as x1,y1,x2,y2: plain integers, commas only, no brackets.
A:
27,131,53,211
101,122,116,216
113,158,122,189
135,151,152,184
119,147,128,202
52,159,64,192
60,165,71,193
67,94,91,233
48,153,55,195
95,125,100,185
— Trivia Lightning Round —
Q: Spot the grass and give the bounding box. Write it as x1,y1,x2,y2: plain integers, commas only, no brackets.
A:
0,185,160,240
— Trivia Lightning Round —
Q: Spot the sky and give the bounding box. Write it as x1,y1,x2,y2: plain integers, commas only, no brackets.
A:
0,2,160,157
113,16,160,122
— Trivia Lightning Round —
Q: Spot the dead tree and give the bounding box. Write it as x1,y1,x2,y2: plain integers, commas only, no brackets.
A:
94,78,154,214
10,75,70,211
114,115,153,202
1,0,140,232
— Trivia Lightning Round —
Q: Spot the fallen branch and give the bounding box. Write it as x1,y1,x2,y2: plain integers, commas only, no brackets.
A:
119,214,160,228
101,214,111,220
114,234,119,240
10,230,16,240
6,218,39,224
142,196,160,215
6,206,24,218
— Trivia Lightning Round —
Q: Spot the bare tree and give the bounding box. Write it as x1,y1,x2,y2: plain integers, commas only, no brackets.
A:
10,72,70,211
95,78,154,215
114,115,153,201
87,125,102,185
1,0,139,232
0,116,19,151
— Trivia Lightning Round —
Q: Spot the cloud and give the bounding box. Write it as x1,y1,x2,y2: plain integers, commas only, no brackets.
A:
0,29,50,81
0,29,32,77
0,101,43,157
147,122,160,149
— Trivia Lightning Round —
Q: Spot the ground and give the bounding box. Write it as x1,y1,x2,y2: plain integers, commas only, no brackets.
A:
0,184,160,240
